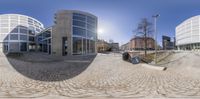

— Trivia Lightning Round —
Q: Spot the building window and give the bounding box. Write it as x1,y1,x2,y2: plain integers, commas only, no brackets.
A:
87,16,96,25
9,42,19,52
73,27,86,37
10,28,18,33
87,23,96,32
73,37,82,54
28,18,33,23
73,13,86,21
83,38,86,54
87,39,90,53
43,42,48,52
73,20,86,28
90,40,95,53
3,42,8,52
28,26,35,35
87,30,96,40
10,34,18,40
20,35,27,40
62,37,67,56
29,43,36,52
20,42,27,51
29,36,35,42
36,28,40,32
20,28,28,34
28,30,35,35
43,30,51,38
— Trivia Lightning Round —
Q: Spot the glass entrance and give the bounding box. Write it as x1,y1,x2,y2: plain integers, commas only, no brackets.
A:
62,37,68,56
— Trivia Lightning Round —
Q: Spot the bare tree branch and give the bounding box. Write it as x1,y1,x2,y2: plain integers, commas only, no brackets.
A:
133,18,154,56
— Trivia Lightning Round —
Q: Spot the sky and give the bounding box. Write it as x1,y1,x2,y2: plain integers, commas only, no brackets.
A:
1,0,200,46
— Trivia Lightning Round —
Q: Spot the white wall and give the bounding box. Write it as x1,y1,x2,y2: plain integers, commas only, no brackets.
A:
176,15,200,46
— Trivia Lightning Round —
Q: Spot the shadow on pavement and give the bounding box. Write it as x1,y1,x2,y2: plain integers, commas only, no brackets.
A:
5,52,96,82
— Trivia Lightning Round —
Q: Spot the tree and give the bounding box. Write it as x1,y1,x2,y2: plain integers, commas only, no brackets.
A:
135,18,153,56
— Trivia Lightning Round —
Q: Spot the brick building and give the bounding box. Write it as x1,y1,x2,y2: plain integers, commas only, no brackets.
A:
129,37,155,50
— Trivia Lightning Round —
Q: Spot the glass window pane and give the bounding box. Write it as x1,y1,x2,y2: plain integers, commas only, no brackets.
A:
20,35,27,40
87,30,96,40
90,40,95,53
29,36,35,42
9,42,19,52
83,38,86,54
87,39,90,53
73,37,82,54
36,28,40,33
73,13,86,17
73,20,86,27
43,31,51,38
20,42,27,51
28,26,35,35
73,27,86,37
3,42,8,52
10,34,18,40
73,13,86,21
87,16,95,25
87,24,96,32
10,28,18,33
20,28,28,34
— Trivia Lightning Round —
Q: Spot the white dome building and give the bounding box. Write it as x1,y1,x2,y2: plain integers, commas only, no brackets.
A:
176,15,200,50
0,14,44,53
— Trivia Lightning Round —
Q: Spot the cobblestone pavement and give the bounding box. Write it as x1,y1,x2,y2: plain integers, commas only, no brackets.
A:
0,52,200,98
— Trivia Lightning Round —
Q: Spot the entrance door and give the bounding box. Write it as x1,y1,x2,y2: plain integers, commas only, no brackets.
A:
62,37,68,56
48,45,51,54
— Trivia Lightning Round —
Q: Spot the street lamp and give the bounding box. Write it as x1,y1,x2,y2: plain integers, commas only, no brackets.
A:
152,14,160,64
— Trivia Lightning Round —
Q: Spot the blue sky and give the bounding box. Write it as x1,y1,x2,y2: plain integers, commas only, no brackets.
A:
1,0,200,46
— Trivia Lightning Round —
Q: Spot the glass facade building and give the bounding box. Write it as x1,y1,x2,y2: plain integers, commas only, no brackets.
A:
0,14,44,53
176,15,200,50
72,12,97,55
50,10,97,56
36,27,52,54
0,11,97,56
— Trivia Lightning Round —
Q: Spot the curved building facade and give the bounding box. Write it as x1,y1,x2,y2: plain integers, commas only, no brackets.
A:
176,15,200,50
72,11,97,54
0,14,44,52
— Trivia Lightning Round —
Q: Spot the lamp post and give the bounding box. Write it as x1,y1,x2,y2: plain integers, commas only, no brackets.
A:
152,14,160,64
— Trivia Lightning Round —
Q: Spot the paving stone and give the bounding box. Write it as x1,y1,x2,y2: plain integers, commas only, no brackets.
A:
0,52,200,98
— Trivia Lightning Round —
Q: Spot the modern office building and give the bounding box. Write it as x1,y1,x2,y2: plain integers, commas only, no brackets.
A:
162,35,174,50
37,10,97,56
0,14,44,53
0,10,97,56
176,15,200,50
